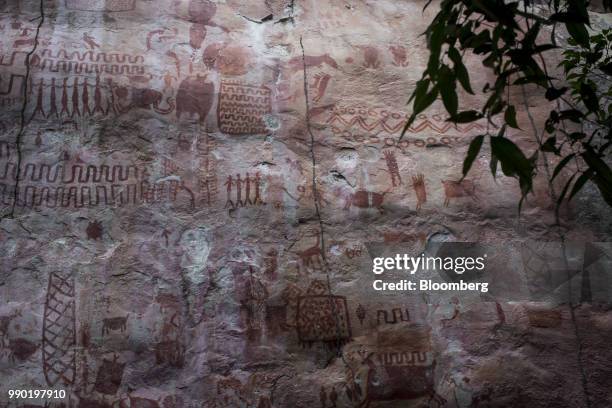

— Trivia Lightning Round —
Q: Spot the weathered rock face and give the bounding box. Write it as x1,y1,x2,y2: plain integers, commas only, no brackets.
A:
0,1,611,407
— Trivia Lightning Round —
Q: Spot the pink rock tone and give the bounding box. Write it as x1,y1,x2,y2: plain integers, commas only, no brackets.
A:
0,1,611,408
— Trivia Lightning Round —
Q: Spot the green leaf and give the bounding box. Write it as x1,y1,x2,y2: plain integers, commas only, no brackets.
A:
448,110,483,123
466,30,491,49
582,147,612,187
490,135,535,196
403,82,438,138
490,100,505,116
567,0,591,26
482,53,497,68
471,0,519,28
427,23,445,73
408,78,429,105
579,82,600,112
415,86,439,115
448,47,474,94
513,74,551,85
428,16,445,54
556,173,577,216
462,135,484,178
569,132,586,140
550,12,589,24
599,61,612,76
541,136,559,153
523,22,541,49
552,153,576,181
559,109,584,123
490,155,499,178
505,105,519,129
545,87,568,101
566,22,590,48
586,50,604,64
530,44,557,54
568,169,594,201
438,65,458,115
508,49,538,69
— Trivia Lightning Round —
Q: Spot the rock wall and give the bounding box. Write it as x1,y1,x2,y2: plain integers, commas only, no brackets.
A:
0,1,611,407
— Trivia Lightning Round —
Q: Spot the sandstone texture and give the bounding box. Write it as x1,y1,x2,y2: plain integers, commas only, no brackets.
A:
0,1,611,407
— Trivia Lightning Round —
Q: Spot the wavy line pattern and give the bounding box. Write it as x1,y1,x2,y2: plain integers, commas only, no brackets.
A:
39,49,143,64
32,59,145,75
217,82,271,135
0,162,140,183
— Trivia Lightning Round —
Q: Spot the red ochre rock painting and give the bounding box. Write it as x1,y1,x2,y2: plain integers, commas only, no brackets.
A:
65,0,136,12
217,81,271,135
296,280,352,348
0,2,610,408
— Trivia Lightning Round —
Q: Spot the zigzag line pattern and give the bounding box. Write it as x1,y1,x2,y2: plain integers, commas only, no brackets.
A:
217,82,271,135
326,114,486,134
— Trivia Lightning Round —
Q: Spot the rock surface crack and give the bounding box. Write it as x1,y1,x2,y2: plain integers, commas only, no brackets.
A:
7,0,45,218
